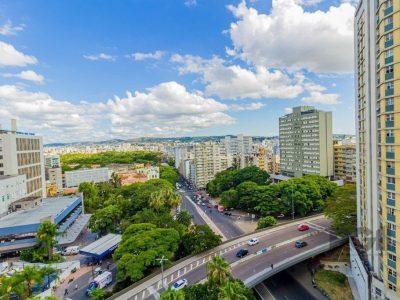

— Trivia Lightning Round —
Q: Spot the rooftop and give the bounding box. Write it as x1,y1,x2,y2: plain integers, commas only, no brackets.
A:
80,233,122,257
0,195,80,228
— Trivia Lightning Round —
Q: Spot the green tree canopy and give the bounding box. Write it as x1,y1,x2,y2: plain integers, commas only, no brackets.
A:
257,216,277,229
36,221,59,260
160,165,179,185
160,288,185,300
89,204,122,236
176,209,192,227
325,184,357,235
89,287,106,300
179,224,222,257
207,256,231,287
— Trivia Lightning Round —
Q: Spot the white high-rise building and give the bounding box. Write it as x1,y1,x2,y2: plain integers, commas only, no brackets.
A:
0,119,46,198
224,134,253,168
0,174,27,216
64,168,110,188
44,155,61,168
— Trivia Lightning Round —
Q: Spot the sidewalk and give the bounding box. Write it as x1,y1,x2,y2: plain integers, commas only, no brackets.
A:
55,265,92,299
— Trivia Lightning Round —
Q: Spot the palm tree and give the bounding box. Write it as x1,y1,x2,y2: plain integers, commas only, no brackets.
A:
160,288,185,300
150,190,165,212
36,220,59,260
15,266,44,298
164,188,181,208
207,256,231,286
219,281,248,300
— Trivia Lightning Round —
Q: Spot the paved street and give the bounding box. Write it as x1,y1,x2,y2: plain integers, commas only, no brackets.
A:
110,215,343,300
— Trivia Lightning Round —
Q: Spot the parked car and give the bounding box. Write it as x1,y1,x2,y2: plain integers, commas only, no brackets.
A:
224,212,232,216
236,249,249,258
297,224,310,231
201,202,206,206
207,204,212,208
171,279,188,290
62,246,80,256
295,240,308,248
247,238,259,246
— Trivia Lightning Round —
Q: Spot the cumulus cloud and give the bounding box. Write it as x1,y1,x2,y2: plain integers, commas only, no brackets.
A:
0,82,234,142
2,70,44,83
284,107,293,114
107,81,234,136
0,41,37,67
229,102,265,111
227,0,355,73
302,91,339,104
184,0,197,7
171,54,304,99
127,50,165,61
0,20,25,36
83,53,116,62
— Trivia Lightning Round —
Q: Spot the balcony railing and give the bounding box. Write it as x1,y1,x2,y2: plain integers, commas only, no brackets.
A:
386,88,394,96
387,152,395,159
387,198,396,206
387,183,395,191
387,213,396,222
386,104,394,112
388,259,396,269
386,136,395,143
385,39,394,48
388,244,396,253
385,56,394,64
386,120,395,128
384,6,394,16
387,229,396,237
388,274,397,284
386,72,394,80
385,23,394,32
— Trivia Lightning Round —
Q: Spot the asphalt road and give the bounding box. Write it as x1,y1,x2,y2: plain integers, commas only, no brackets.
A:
115,216,339,300
263,270,318,300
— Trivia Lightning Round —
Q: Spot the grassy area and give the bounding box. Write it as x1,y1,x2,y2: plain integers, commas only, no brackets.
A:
315,269,352,300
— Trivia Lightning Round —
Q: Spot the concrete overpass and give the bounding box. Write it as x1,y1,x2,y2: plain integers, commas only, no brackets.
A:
110,215,346,300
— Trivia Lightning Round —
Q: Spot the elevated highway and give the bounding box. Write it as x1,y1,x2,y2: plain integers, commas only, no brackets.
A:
110,215,346,300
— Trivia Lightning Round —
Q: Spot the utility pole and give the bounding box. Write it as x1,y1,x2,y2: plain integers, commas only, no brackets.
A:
156,256,168,289
291,185,295,221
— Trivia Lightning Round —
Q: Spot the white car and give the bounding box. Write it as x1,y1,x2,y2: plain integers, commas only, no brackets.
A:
247,238,259,246
171,279,188,290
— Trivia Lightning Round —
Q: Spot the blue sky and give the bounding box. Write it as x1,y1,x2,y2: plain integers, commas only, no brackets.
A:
0,0,356,143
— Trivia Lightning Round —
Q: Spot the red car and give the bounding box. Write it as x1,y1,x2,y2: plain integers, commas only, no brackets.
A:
207,204,212,208
298,224,310,231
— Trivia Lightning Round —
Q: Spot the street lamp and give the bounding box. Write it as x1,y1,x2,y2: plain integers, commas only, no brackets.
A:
156,255,168,289
291,185,295,221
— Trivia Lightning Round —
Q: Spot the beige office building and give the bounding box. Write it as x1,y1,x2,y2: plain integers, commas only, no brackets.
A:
0,120,46,198
333,142,356,183
279,106,333,178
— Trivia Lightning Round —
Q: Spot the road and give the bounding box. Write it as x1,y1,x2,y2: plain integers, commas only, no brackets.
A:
110,215,344,300
178,182,244,239
263,270,318,300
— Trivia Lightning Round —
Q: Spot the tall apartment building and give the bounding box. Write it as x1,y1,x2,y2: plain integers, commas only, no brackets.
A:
193,142,228,189
224,135,253,169
354,0,400,298
44,155,61,168
279,106,333,178
333,142,356,183
0,120,46,198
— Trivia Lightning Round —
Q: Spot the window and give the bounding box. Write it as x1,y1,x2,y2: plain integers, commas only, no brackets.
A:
386,32,394,42
385,0,393,8
389,268,397,277
389,253,397,261
388,191,395,199
385,16,393,25
385,49,394,58
388,207,395,215
386,82,394,90
387,97,394,105
386,65,394,74
386,113,394,121
389,283,396,291
388,222,396,230
387,129,394,137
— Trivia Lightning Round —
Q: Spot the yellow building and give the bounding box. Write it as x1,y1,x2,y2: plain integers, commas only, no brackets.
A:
355,0,400,298
333,143,356,183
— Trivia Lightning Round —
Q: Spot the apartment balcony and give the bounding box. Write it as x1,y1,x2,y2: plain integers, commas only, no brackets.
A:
388,274,397,285
385,56,394,64
385,23,394,32
387,244,396,253
387,213,396,222
387,198,396,206
388,259,396,269
387,183,395,191
387,229,396,238
386,104,394,112
385,39,394,48
386,88,394,96
387,167,395,175
386,136,395,143
387,152,395,159
385,72,394,80
386,120,395,128
384,6,394,16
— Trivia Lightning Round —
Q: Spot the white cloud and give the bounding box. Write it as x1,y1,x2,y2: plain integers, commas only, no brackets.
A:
2,70,44,83
0,20,25,36
229,102,265,111
0,82,234,142
83,53,116,62
0,41,37,67
227,0,355,73
127,50,164,61
184,0,197,7
284,107,293,114
295,0,322,6
107,81,234,136
302,91,339,104
171,54,304,99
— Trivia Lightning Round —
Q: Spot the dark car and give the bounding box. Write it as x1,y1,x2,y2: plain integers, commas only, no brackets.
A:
224,212,232,216
236,249,249,258
295,240,308,248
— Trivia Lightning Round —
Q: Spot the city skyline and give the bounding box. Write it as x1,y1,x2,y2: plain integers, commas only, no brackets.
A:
0,0,355,143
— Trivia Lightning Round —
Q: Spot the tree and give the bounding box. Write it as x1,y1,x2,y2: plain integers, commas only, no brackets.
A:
236,181,259,211
150,188,181,212
89,288,106,300
257,216,277,229
207,256,231,287
176,209,192,227
111,172,122,188
219,280,250,300
160,288,185,300
183,283,218,300
89,205,122,235
113,223,180,282
36,221,59,260
325,184,357,235
160,165,179,185
79,182,100,212
219,189,239,209
179,225,222,257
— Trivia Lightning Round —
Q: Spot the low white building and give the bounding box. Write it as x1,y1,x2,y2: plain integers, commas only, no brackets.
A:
136,166,160,180
64,168,110,188
0,174,27,216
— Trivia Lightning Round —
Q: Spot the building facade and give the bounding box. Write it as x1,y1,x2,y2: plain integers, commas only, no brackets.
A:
334,143,356,183
44,155,61,168
0,120,46,198
45,167,63,191
64,168,110,188
355,0,399,298
224,135,253,169
0,175,27,216
279,106,333,178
